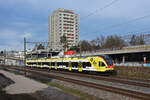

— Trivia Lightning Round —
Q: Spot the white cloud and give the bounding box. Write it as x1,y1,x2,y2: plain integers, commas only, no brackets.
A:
0,30,33,39
0,30,34,50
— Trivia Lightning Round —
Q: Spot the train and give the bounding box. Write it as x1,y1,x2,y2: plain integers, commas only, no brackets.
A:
26,55,115,73
26,55,115,74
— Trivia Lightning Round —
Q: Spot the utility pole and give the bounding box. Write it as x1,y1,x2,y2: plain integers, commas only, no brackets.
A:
24,37,26,75
4,49,6,65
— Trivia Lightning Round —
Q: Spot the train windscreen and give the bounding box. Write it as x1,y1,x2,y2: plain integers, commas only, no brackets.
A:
100,55,113,65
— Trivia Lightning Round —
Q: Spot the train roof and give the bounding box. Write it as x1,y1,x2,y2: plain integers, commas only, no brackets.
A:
77,54,109,58
26,55,110,61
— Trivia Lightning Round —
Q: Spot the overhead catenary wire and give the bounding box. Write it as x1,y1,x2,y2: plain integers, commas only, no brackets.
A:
80,0,120,21
80,13,150,38
79,27,150,45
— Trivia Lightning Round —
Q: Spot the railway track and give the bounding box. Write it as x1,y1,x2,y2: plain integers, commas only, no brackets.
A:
25,67,150,88
0,65,150,100
114,76,150,83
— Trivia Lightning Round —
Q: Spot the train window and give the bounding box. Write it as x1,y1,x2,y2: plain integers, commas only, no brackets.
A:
99,62,105,67
72,62,74,67
61,62,63,66
86,62,91,67
62,62,66,66
57,62,60,66
46,62,49,65
72,62,78,68
43,62,49,66
82,62,91,68
58,62,64,66
63,62,68,67
102,62,105,66
82,62,86,68
61,62,64,65
51,62,55,66
31,62,36,65
62,62,64,66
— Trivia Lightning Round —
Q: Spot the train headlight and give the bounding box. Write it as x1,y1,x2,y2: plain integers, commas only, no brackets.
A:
108,66,113,68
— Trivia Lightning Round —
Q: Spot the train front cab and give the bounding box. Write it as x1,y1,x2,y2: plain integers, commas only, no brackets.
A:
88,56,115,74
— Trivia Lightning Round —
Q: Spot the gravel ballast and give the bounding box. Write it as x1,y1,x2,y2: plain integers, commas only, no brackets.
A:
47,72,150,94
51,79,140,100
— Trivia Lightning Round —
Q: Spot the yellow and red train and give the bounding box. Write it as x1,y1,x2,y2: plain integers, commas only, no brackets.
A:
26,55,115,73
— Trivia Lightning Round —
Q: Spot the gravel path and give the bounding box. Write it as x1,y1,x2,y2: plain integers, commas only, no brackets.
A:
0,70,48,94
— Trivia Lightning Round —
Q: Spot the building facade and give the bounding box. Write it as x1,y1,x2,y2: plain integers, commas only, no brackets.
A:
48,8,79,51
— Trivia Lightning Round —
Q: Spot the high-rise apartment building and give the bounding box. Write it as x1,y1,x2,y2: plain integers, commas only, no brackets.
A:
48,8,79,51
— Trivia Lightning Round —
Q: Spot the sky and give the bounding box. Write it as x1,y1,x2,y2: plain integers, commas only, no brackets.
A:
0,0,150,50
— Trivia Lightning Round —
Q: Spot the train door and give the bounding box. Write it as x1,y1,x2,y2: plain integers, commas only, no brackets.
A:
49,62,51,69
78,61,82,72
89,57,100,71
40,62,43,68
68,61,72,71
55,62,57,70
99,61,106,72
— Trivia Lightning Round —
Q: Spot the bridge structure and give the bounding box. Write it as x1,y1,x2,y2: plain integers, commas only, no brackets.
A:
80,45,150,67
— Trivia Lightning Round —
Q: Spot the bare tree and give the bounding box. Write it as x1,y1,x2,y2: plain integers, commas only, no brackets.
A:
129,34,145,46
105,35,126,48
90,40,97,51
137,34,145,45
80,40,92,51
129,34,137,46
96,35,105,49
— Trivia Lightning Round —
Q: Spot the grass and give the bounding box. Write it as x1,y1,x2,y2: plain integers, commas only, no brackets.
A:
115,66,150,80
46,82,104,100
